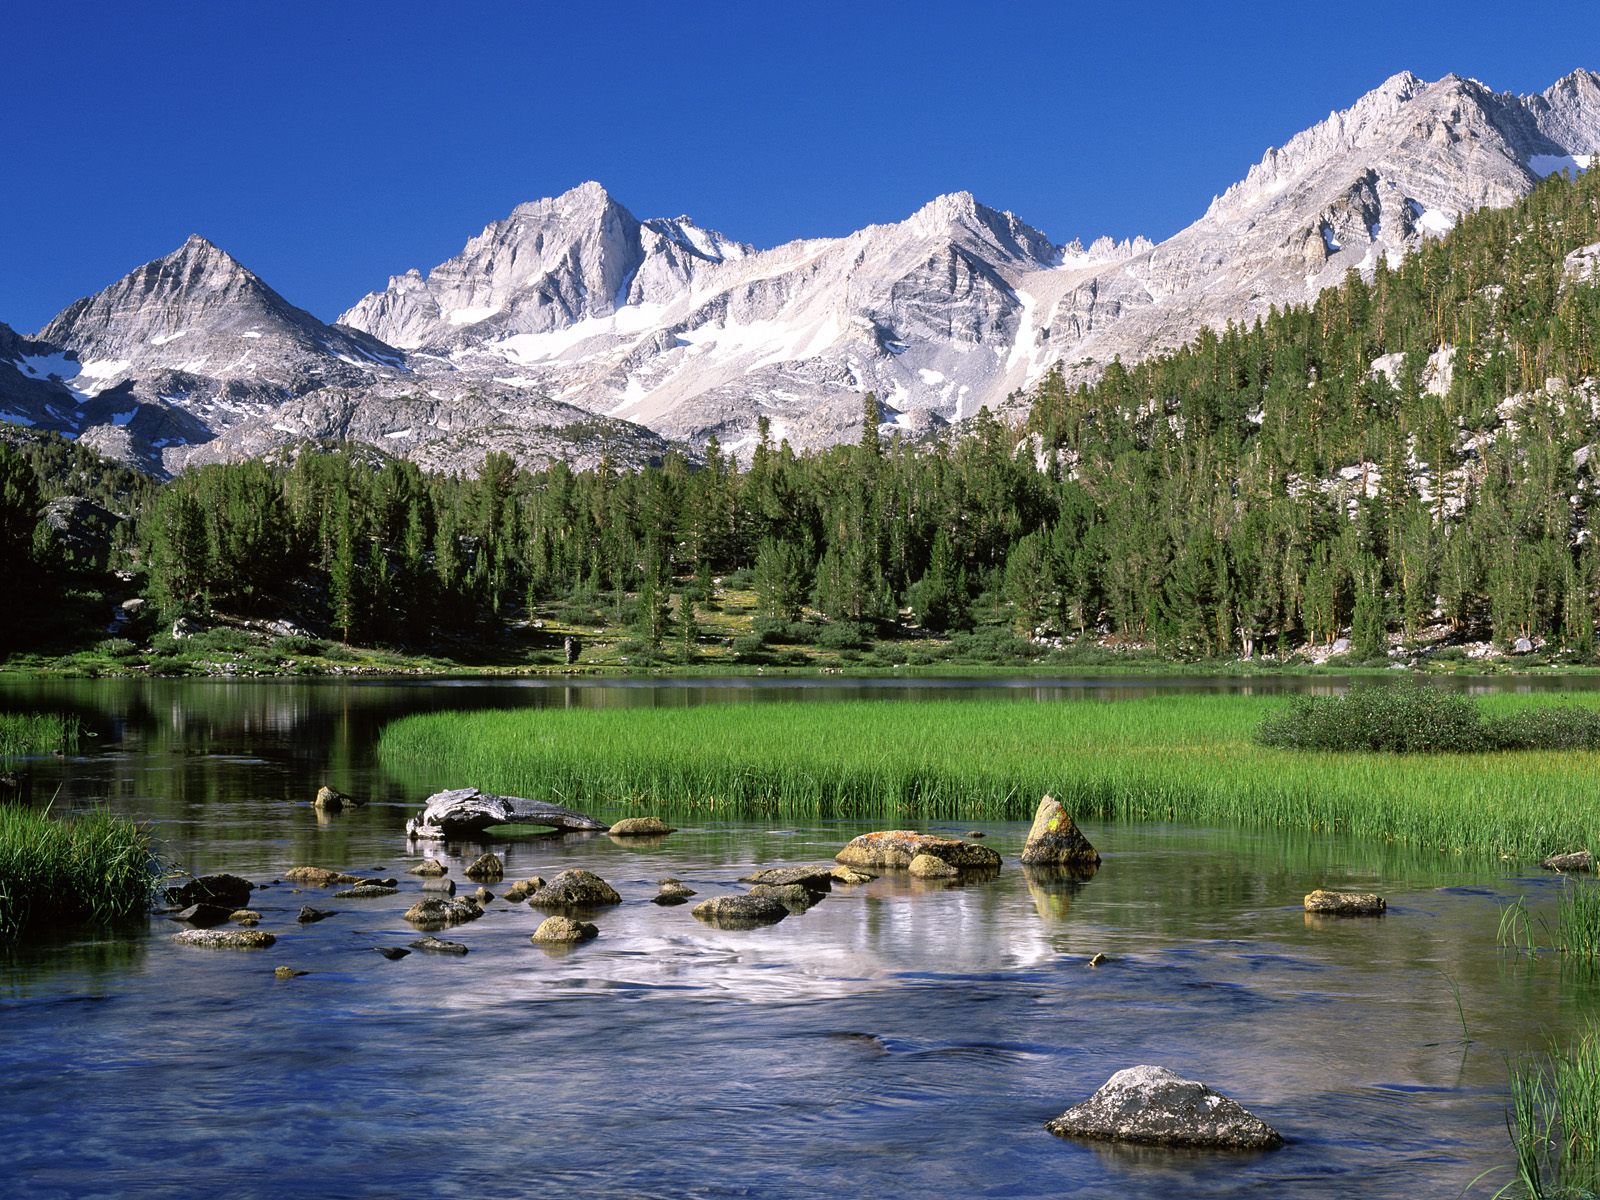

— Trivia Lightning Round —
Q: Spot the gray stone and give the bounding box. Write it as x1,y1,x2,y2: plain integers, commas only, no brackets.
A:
463,852,504,882
283,866,365,887
836,831,1001,871
1512,637,1535,654
297,906,336,924
163,873,253,909
739,865,834,891
531,916,599,944
691,894,790,928
170,903,234,928
1019,795,1101,869
333,885,398,899
407,860,449,877
1303,889,1386,916
609,816,676,836
421,876,457,895
402,896,483,928
749,883,822,913
173,928,276,949
410,936,470,956
1046,1065,1283,1150
527,869,621,909
907,853,959,879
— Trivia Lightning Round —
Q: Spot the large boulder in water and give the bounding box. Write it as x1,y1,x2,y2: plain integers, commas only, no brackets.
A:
692,893,790,928
526,869,621,909
1046,1065,1283,1150
531,916,599,944
164,873,253,909
609,816,675,836
1304,889,1385,916
835,831,1000,871
1019,795,1101,869
739,865,834,891
173,928,276,950
404,788,607,839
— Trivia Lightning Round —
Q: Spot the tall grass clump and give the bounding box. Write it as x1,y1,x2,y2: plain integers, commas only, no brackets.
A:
0,807,153,939
1500,1028,1600,1198
377,693,1600,856
1257,683,1600,753
0,712,81,757
1557,884,1600,961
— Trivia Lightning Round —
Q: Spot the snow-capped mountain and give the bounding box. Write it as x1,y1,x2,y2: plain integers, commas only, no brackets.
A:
5,68,1600,473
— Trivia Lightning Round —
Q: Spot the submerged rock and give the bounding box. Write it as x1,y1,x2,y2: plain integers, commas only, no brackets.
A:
1303,889,1386,916
610,816,676,836
273,966,309,979
527,869,621,909
297,906,336,924
692,894,789,929
740,865,834,891
374,946,412,960
164,873,253,909
1543,850,1595,873
463,852,504,882
1046,1065,1283,1150
531,916,599,944
174,929,276,949
835,831,1001,871
333,885,398,899
410,935,470,956
908,853,959,879
1019,795,1101,869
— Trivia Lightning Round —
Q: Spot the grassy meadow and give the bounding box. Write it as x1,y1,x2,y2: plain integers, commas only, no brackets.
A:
377,691,1600,859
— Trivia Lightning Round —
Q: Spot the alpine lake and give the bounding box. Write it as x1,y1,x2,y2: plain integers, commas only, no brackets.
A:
2,674,1596,1199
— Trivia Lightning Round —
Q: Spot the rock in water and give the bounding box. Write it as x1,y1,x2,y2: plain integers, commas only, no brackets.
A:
1303,889,1386,916
410,936,470,956
284,866,366,887
908,853,959,879
273,966,308,978
169,903,234,928
526,869,621,909
404,787,607,839
164,873,253,909
692,894,790,928
835,831,1001,871
609,816,676,836
531,916,599,944
502,876,544,903
407,860,449,877
739,865,834,891
1019,796,1101,869
174,929,276,949
830,866,874,885
313,786,345,812
1544,850,1595,873
463,853,504,882
333,885,398,899
1046,1065,1283,1150
421,877,457,895
374,946,411,960
297,906,336,923
652,879,697,906
402,897,484,928
749,883,822,913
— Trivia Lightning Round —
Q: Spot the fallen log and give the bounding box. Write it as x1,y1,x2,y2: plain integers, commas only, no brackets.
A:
404,787,608,839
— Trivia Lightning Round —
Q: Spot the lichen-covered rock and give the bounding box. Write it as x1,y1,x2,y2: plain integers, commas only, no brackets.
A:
830,866,875,885
610,816,676,836
502,876,544,903
692,893,790,928
835,831,1001,871
407,860,449,877
174,928,276,949
230,909,261,925
410,936,470,956
908,853,959,879
1544,850,1595,873
531,916,599,944
273,966,308,978
1304,889,1386,916
1019,795,1101,869
402,896,484,928
527,869,621,909
1046,1065,1283,1150
333,885,398,899
740,865,834,891
164,873,253,909
284,866,365,887
463,852,504,882
749,882,822,913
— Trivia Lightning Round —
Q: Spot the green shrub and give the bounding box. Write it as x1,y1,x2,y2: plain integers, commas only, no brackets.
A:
94,638,139,658
813,621,870,650
271,635,326,656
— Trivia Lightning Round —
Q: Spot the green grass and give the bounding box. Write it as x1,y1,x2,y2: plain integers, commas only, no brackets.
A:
0,806,153,939
377,692,1600,857
0,712,81,757
1500,1028,1600,1198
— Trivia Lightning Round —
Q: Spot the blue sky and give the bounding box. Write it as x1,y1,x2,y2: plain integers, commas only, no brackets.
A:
3,1,1596,330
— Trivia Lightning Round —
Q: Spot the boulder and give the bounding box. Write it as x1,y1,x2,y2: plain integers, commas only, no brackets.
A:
692,894,790,929
407,860,449,877
421,876,457,895
410,936,470,956
1544,850,1595,873
403,897,483,928
502,876,545,903
284,866,365,887
1329,637,1352,655
1512,637,1535,655
610,816,676,836
173,929,276,949
313,786,346,811
531,916,599,944
404,787,607,839
1046,1065,1283,1150
739,865,834,891
169,903,234,928
333,885,398,899
164,873,253,909
1019,796,1101,869
908,853,959,879
749,883,822,913
473,887,494,903
463,853,504,882
526,869,621,909
835,831,1001,871
652,880,696,907
1303,889,1386,916
297,906,336,924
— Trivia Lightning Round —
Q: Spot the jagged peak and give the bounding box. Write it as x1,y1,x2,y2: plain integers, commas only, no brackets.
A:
912,190,984,224
509,179,620,221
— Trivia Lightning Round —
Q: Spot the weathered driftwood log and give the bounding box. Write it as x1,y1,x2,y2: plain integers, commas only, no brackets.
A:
404,788,608,839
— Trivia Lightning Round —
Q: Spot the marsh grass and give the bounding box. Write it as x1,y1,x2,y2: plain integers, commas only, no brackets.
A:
0,806,152,939
1500,1029,1600,1198
1557,885,1600,960
0,712,81,757
377,693,1600,856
